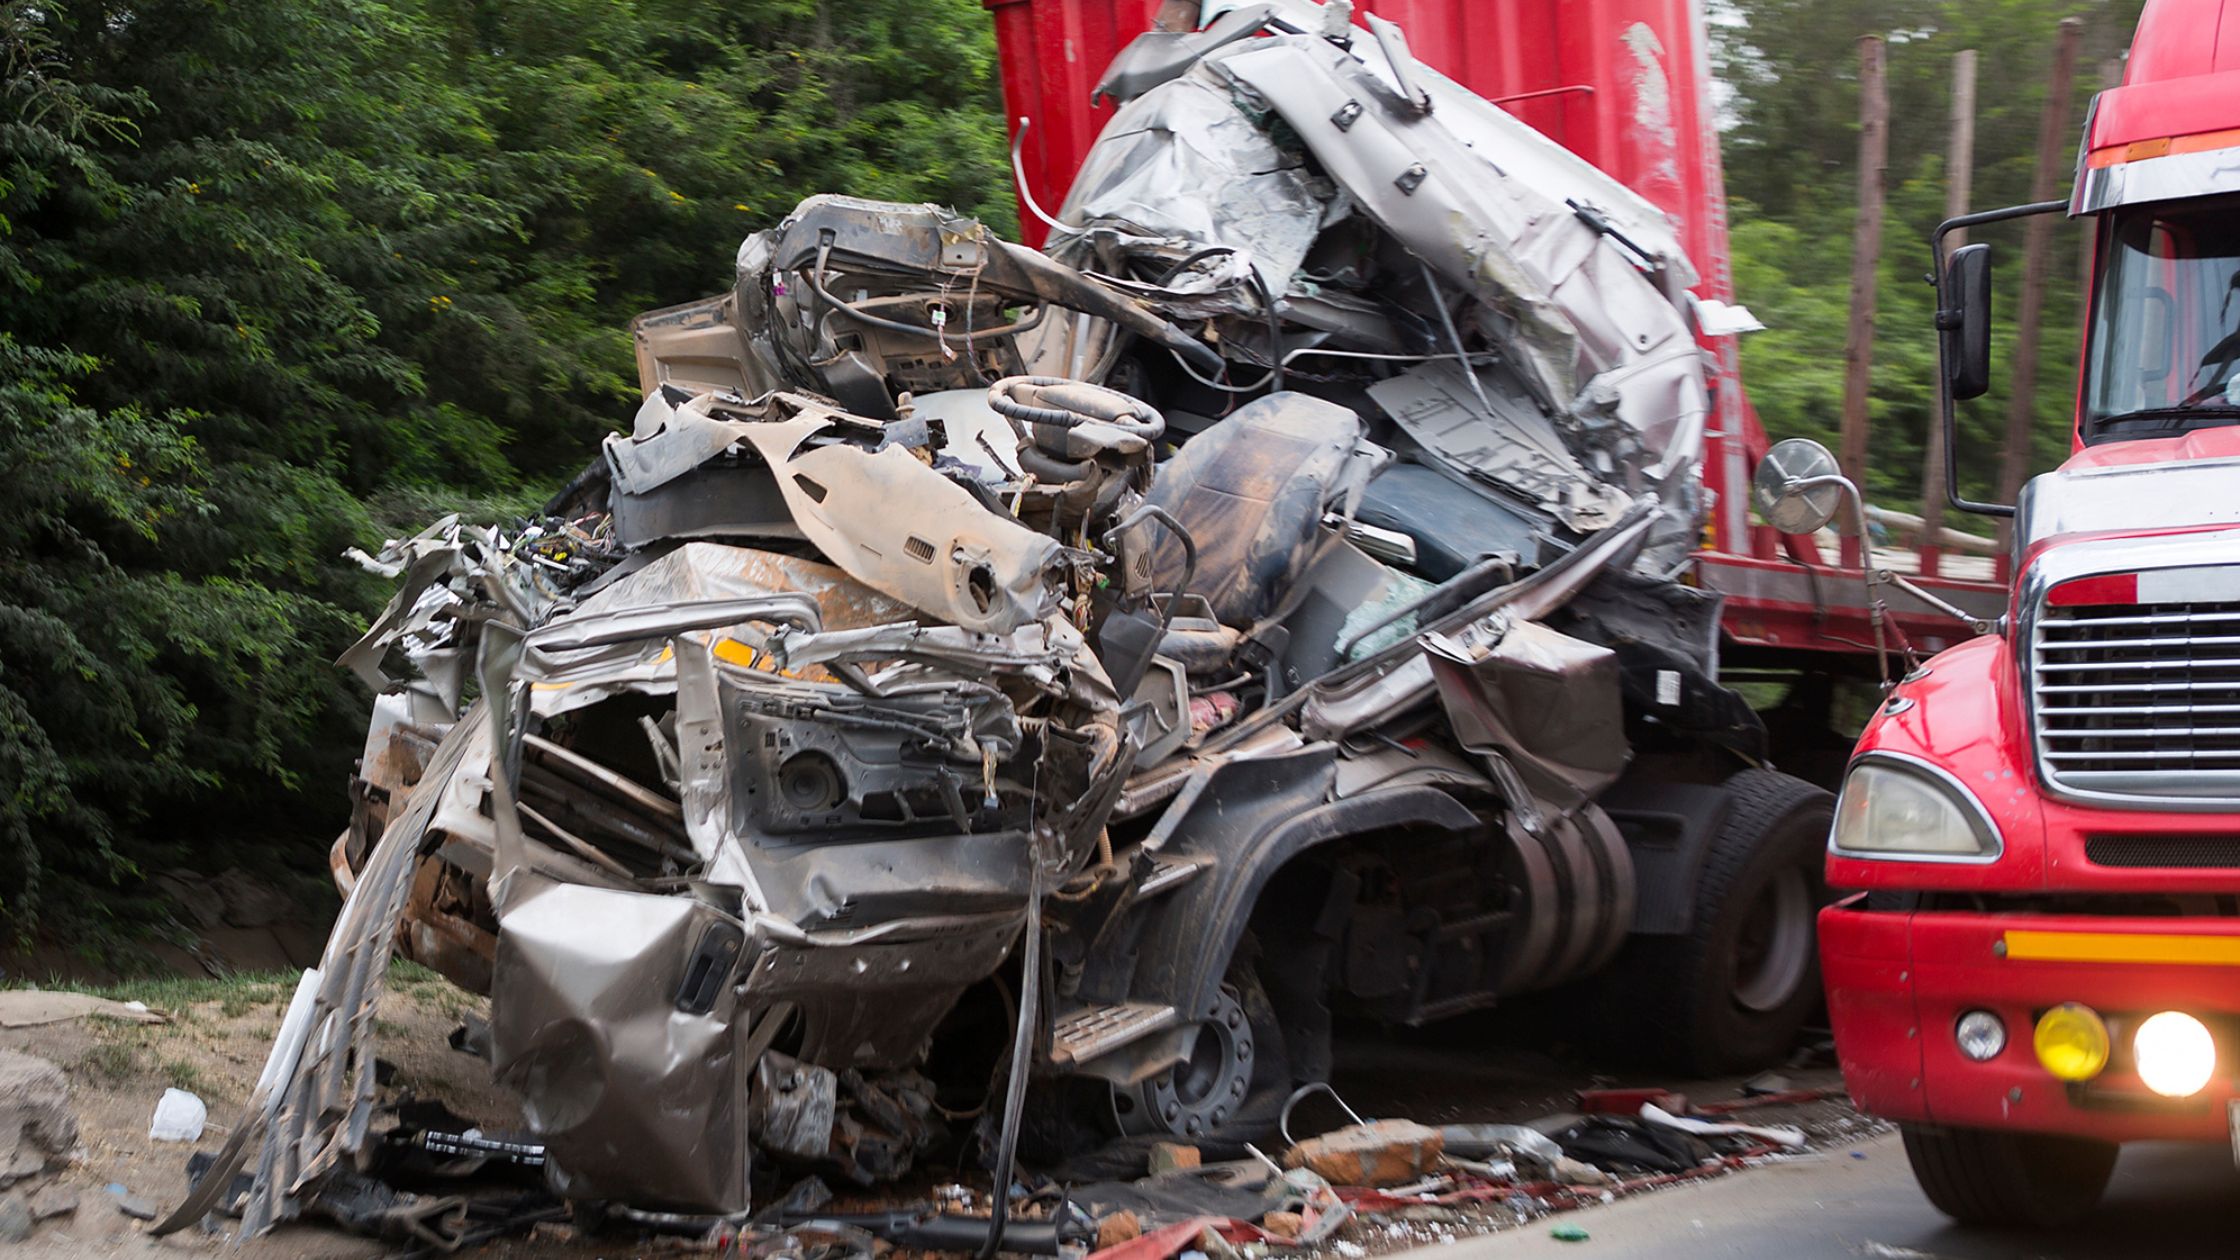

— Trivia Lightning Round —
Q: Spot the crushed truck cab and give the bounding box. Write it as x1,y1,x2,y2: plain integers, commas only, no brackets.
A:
1822,0,2240,1226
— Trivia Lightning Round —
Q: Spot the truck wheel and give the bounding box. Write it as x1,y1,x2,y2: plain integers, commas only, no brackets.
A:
1111,944,1314,1146
1607,768,1831,1073
1900,1123,2117,1226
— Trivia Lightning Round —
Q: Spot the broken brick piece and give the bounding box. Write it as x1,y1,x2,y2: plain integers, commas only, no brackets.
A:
1148,1141,1202,1176
1096,1210,1143,1249
1260,1211,1305,1241
1282,1119,1445,1188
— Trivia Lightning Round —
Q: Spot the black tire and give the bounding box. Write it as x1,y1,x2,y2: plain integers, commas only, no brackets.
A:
1604,768,1832,1073
1900,1123,2118,1226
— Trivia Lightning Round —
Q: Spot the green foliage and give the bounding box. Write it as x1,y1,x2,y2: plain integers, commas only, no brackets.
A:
1718,0,2147,514
0,0,1009,943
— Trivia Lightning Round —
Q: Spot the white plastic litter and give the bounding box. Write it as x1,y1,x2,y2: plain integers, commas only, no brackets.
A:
148,1087,207,1143
1639,1102,1805,1149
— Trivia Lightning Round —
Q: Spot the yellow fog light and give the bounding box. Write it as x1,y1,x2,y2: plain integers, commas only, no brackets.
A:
2134,1011,2217,1098
2034,1003,2110,1082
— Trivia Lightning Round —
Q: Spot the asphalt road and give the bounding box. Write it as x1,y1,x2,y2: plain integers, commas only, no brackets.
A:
1434,1131,2240,1260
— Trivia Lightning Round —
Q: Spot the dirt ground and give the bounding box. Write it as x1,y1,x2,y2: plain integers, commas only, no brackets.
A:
0,966,1878,1259
0,965,509,1259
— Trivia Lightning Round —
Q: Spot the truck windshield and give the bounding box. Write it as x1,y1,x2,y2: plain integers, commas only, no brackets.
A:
2083,194,2240,441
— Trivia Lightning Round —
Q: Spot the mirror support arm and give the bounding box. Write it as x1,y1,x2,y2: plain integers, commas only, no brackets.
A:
1929,200,2067,519
1785,471,1894,683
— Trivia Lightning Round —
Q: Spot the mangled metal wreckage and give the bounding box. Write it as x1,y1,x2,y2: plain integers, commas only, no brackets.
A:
174,2,1798,1242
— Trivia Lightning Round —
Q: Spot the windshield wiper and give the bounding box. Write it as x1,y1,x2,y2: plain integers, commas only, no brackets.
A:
2095,404,2240,432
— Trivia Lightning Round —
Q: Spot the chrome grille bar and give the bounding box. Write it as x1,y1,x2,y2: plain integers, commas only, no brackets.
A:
2030,592,2240,802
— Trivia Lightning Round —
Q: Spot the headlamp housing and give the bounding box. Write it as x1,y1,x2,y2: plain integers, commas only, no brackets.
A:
1832,754,2002,861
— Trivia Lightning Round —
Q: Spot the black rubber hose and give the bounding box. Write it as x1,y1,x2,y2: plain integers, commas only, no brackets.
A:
1148,246,1284,391
977,861,1044,1260
1153,245,1237,286
1248,268,1286,392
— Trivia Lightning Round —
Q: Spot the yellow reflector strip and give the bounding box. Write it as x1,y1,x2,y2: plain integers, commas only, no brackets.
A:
2085,126,2240,168
2004,929,2240,966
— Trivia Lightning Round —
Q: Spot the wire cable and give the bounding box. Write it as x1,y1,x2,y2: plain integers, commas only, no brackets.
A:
977,857,1044,1260
1010,117,1067,235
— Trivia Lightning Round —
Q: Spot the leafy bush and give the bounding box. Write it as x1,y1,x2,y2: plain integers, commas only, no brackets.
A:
0,0,1009,948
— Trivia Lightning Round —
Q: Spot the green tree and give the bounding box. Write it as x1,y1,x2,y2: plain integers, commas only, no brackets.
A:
0,0,1010,952
1718,0,2145,514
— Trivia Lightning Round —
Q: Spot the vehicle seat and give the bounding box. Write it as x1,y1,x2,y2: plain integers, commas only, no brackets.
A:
1142,391,1368,628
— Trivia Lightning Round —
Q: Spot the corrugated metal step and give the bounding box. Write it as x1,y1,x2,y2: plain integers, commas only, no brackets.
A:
1049,1002,1178,1068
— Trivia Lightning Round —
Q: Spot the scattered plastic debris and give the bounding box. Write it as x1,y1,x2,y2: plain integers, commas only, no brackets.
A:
148,1087,208,1143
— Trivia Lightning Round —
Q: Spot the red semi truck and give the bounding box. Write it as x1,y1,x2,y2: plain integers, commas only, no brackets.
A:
1816,0,2240,1226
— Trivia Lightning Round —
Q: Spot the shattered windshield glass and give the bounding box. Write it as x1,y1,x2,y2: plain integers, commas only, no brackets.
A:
2084,193,2240,439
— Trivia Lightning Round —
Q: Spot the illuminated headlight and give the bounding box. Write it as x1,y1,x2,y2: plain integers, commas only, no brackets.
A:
2134,1011,2217,1098
1832,758,2000,858
1955,1010,2007,1061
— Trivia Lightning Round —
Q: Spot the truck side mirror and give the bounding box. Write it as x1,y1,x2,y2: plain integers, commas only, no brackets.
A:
1751,438,1844,535
1943,244,1992,401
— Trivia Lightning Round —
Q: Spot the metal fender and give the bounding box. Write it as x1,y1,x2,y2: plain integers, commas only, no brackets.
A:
1115,742,1479,1023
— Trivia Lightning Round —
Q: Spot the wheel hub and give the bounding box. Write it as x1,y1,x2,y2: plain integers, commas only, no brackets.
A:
1112,987,1253,1138
1732,865,1811,1013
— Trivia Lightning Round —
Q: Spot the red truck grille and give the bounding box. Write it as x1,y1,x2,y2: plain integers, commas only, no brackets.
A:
2032,599,2240,800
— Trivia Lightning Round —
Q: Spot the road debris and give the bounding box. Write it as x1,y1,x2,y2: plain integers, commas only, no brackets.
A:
26,1183,74,1222
1151,1143,1203,1176
1284,1120,1445,1188
1639,1102,1806,1151
107,1184,158,1221
148,1087,207,1143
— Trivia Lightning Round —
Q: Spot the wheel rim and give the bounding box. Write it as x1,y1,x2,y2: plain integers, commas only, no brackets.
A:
1731,865,1811,1013
1114,986,1253,1138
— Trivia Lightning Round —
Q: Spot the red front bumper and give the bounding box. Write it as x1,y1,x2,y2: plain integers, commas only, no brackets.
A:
1821,900,2240,1143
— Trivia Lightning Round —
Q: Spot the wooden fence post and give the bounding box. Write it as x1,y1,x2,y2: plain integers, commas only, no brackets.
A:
1920,48,1977,578
1838,35,1888,569
1995,17,2085,551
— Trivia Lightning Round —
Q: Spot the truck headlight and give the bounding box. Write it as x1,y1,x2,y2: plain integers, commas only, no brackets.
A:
1832,756,2001,859
2134,1011,2216,1098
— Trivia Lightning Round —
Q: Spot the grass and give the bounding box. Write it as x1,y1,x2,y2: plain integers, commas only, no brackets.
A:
162,1058,208,1092
13,970,294,1091
4,968,299,1015
390,959,444,989
77,1037,138,1082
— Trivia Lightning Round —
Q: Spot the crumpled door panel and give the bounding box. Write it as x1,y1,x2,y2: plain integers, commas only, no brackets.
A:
489,874,751,1213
